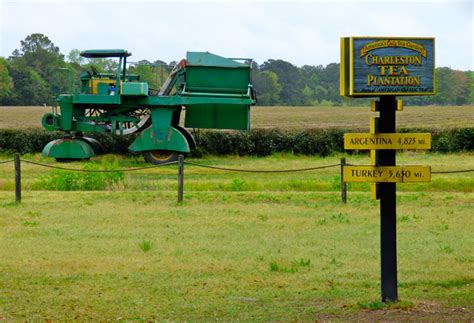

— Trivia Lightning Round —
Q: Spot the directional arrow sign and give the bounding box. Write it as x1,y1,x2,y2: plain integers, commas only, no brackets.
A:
344,133,431,150
343,165,431,183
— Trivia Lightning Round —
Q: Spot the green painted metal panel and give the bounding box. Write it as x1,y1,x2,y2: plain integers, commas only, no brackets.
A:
73,94,120,104
135,95,254,106
121,82,148,96
185,104,249,130
42,112,59,131
57,95,73,131
186,66,250,94
74,121,108,133
185,52,250,94
151,107,173,141
97,82,109,95
183,52,251,130
129,127,190,153
186,52,246,67
42,138,95,159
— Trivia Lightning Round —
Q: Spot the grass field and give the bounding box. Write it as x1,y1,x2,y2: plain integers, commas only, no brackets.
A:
0,153,473,319
0,105,473,130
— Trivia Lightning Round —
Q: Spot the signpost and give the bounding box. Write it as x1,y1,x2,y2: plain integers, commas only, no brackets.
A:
340,37,435,302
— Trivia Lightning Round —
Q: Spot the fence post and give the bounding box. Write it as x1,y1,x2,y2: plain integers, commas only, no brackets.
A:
14,153,21,203
340,157,347,203
177,154,184,203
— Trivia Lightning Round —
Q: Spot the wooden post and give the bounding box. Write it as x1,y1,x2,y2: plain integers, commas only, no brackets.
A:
14,153,21,203
340,157,347,203
177,154,184,203
378,96,398,302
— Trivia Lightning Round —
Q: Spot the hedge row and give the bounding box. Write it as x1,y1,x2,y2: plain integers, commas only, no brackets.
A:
0,127,473,156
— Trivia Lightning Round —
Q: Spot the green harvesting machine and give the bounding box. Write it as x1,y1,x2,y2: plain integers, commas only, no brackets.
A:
42,49,256,164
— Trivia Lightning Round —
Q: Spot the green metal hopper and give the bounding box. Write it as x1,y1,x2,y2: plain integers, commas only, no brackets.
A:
183,52,252,130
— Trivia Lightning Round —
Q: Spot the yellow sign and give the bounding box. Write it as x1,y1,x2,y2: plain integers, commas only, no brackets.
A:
344,133,431,150
340,37,435,97
343,166,431,183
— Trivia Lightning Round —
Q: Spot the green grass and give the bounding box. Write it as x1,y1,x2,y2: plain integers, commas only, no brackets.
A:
0,190,472,320
0,152,473,193
0,153,474,321
0,153,473,319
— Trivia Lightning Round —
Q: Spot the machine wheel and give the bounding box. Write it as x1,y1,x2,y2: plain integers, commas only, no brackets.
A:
119,108,151,135
55,158,88,163
75,137,104,155
174,125,196,150
143,150,180,165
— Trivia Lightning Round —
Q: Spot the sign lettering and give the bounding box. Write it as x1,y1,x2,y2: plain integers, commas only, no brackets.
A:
343,166,431,183
344,133,431,150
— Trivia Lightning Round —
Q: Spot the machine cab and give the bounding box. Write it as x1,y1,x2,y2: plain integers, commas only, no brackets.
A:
78,49,148,96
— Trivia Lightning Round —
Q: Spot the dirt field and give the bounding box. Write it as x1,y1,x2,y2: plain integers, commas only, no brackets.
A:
251,105,474,130
0,105,472,130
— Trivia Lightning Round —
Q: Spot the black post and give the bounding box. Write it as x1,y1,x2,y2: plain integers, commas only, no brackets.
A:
14,153,21,203
378,96,398,302
340,157,347,203
177,154,184,203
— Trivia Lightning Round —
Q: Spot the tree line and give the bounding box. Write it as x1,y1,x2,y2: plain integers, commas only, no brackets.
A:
0,33,472,106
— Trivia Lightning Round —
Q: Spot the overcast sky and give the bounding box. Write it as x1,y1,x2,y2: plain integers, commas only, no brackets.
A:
0,0,472,70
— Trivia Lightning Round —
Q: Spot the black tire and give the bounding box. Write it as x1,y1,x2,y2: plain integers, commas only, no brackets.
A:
75,137,104,155
56,158,88,163
143,150,179,165
174,125,196,150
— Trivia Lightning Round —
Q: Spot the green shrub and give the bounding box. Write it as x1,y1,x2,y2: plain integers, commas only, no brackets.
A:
0,128,60,154
1,127,472,157
36,157,124,190
449,128,474,151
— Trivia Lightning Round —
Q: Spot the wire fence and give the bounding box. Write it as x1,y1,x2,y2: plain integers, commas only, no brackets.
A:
431,169,474,174
20,159,178,173
0,155,473,204
184,161,341,173
1,158,472,174
0,159,14,165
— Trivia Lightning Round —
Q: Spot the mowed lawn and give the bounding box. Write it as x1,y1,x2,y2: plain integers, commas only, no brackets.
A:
0,105,473,130
0,153,473,320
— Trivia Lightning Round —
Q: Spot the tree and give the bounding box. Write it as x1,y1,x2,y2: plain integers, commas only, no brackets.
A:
2,62,49,105
261,59,303,105
252,70,282,105
468,71,474,104
0,58,13,101
450,70,470,105
67,49,85,65
11,33,65,80
301,65,321,90
301,85,314,106
7,33,67,104
313,85,328,104
129,60,159,90
317,63,342,105
82,58,118,74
